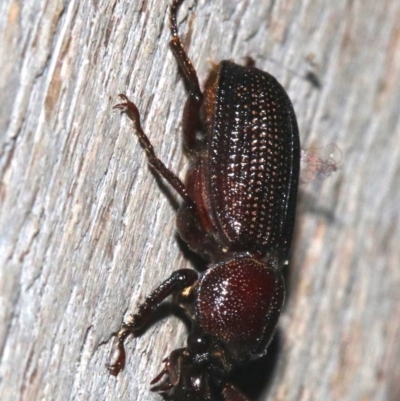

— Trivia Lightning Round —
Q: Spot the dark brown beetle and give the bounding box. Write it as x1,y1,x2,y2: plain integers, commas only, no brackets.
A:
107,0,300,400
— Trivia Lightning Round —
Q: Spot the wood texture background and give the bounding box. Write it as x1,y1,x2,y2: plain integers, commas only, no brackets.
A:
1,0,400,400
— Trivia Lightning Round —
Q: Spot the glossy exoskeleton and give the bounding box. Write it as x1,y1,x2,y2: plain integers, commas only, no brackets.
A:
107,0,300,400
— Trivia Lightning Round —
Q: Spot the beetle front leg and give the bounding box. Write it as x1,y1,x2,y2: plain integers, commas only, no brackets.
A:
106,268,198,376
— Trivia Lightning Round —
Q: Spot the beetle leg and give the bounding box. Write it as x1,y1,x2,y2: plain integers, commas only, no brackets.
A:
244,56,256,68
170,0,202,100
150,349,182,392
181,90,203,153
170,0,204,153
114,94,194,206
222,383,251,401
107,269,198,376
149,358,169,386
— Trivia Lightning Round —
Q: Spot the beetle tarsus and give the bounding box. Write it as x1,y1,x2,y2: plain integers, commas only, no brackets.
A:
105,321,135,375
106,340,126,376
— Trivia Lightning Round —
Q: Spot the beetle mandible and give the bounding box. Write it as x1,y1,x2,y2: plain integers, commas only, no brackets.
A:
107,0,300,400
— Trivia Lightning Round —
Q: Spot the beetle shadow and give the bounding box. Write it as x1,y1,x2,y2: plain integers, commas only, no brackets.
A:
297,182,341,224
282,183,340,305
228,331,282,400
297,191,335,222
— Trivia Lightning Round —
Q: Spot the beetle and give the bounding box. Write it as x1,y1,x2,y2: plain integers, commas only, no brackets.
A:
107,0,300,400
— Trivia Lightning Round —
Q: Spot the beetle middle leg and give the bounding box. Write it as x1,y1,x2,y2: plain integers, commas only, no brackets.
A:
106,268,198,376
114,94,194,205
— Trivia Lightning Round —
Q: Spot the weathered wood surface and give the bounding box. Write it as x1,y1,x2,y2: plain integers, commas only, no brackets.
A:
1,0,400,400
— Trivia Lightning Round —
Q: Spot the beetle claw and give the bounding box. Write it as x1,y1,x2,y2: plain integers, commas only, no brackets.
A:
113,95,141,123
150,362,169,385
222,383,251,401
105,336,126,376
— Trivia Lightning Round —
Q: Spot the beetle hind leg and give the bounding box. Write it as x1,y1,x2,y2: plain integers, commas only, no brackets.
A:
169,0,204,153
170,0,202,100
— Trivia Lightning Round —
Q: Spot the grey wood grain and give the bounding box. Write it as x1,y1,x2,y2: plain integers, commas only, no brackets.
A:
1,0,399,400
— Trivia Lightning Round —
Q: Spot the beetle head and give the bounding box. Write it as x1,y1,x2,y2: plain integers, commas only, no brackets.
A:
151,329,232,400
